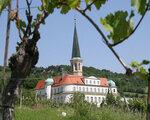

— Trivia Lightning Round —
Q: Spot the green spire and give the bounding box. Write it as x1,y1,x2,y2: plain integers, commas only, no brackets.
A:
71,23,81,58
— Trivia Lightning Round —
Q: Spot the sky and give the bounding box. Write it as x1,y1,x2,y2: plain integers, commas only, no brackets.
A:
0,0,150,73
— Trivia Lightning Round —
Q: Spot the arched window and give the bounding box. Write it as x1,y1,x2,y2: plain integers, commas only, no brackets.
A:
75,63,77,70
78,63,80,70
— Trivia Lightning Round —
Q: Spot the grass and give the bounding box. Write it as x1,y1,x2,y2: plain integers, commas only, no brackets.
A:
15,106,145,120
95,106,145,120
15,107,63,120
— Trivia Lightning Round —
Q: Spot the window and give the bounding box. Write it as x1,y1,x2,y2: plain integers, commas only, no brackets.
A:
102,88,104,93
83,87,85,92
94,97,97,103
90,88,92,92
73,86,76,91
94,88,96,92
113,89,116,93
61,87,63,92
87,96,89,102
86,87,88,92
86,80,88,84
97,81,99,85
94,81,96,84
90,80,92,84
75,63,77,70
98,88,100,92
102,97,105,101
105,89,107,93
79,87,81,91
61,96,63,101
91,97,93,102
58,88,60,93
78,63,80,70
98,97,101,102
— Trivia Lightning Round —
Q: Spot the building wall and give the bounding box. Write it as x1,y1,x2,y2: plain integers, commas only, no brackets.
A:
51,84,117,105
36,81,117,105
52,84,117,95
36,88,46,98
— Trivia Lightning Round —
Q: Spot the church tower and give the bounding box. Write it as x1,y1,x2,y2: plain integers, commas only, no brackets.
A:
70,23,83,76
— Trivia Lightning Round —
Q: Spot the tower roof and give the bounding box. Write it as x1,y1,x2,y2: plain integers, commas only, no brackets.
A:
71,25,81,58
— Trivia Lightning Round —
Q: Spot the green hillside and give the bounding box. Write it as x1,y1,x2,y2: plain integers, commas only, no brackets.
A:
0,65,147,97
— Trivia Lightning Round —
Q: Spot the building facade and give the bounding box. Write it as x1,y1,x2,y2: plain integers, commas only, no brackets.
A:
35,24,118,106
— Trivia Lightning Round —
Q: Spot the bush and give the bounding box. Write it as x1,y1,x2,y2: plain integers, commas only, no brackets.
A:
128,98,146,113
68,92,98,120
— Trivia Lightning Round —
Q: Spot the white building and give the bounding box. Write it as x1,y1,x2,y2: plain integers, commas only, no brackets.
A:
35,24,118,106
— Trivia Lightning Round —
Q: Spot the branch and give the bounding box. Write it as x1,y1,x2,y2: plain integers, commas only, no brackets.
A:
111,0,150,47
83,0,97,12
24,0,33,38
76,8,130,71
16,0,22,39
31,11,48,44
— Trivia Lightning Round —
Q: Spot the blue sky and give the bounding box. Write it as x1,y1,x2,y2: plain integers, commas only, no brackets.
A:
0,0,150,73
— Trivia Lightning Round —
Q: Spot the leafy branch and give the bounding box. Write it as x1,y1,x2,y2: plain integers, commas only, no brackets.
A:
111,0,150,47
76,8,131,74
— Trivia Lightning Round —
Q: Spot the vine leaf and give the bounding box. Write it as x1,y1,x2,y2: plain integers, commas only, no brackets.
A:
100,11,134,44
130,61,149,80
60,0,80,14
131,0,147,15
93,0,107,9
0,0,10,14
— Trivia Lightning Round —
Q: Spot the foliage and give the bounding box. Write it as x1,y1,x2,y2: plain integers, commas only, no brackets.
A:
0,0,10,14
100,11,134,44
16,89,36,107
130,60,149,80
69,92,97,120
106,92,116,105
128,98,146,113
131,0,147,15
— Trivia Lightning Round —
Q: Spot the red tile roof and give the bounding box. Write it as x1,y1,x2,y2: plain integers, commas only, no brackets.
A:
52,75,84,87
35,76,108,90
35,80,45,90
100,78,108,87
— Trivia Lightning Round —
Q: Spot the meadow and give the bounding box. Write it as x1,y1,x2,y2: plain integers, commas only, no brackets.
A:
15,106,145,120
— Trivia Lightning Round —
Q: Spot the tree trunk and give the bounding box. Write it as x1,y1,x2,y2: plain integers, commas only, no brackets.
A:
2,36,39,120
147,68,150,120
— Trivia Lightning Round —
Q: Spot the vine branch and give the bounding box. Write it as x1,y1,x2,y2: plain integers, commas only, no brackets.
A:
76,8,130,72
16,0,22,39
111,0,150,47
83,0,97,12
